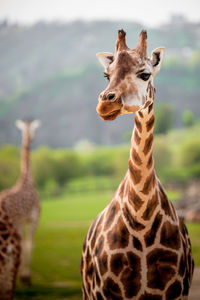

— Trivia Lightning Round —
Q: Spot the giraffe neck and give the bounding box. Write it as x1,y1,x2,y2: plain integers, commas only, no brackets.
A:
20,131,32,183
128,102,155,197
118,81,160,225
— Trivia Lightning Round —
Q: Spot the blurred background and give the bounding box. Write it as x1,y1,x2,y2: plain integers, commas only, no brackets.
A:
0,0,200,299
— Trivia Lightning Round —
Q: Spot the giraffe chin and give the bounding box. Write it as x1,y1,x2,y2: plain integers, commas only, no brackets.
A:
96,100,122,121
99,109,121,121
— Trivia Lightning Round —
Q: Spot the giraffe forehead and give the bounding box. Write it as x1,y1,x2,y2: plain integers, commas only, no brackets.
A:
107,51,150,85
114,51,146,71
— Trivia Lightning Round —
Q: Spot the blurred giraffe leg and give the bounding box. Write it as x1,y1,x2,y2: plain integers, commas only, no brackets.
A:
19,223,35,286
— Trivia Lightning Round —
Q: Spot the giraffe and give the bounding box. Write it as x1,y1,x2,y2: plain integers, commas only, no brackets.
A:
81,30,194,300
0,119,40,299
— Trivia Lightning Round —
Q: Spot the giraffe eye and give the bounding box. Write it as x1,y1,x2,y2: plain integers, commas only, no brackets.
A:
138,72,151,81
104,72,110,80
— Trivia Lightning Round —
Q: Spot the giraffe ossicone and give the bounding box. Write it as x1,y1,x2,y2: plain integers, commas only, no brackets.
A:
81,30,194,300
0,119,40,299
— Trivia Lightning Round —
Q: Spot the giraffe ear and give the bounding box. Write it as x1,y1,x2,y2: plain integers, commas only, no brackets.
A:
30,120,41,137
151,47,165,75
96,52,114,68
15,120,26,132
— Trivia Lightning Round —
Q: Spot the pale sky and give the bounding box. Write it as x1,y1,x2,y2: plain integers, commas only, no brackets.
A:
0,0,200,27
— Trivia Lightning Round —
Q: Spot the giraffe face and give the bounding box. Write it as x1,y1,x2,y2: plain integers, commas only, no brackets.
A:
96,30,165,121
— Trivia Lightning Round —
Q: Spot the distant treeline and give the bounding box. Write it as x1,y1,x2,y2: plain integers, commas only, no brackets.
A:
0,122,200,196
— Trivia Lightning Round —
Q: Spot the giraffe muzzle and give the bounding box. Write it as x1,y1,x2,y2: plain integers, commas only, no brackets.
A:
96,95,123,121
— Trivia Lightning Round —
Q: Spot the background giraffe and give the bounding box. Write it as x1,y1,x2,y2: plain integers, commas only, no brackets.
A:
0,119,40,299
81,30,194,299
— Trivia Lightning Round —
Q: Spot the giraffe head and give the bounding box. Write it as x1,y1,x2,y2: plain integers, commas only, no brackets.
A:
96,29,165,120
16,119,41,141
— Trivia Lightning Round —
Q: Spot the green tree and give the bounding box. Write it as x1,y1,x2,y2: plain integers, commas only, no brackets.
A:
181,139,200,167
32,147,57,189
53,150,82,184
0,145,20,191
154,136,172,179
182,110,195,127
154,103,175,134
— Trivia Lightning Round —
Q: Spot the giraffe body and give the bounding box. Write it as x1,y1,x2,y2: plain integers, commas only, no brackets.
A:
81,30,194,300
0,120,40,299
0,207,21,300
1,178,39,227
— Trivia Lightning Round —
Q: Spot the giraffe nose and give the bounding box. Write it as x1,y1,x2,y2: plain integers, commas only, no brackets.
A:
101,92,116,101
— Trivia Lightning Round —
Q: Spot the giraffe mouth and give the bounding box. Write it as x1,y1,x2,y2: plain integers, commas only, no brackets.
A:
96,97,123,121
100,109,121,121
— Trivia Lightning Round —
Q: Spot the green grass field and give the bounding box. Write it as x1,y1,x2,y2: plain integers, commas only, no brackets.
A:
15,190,200,300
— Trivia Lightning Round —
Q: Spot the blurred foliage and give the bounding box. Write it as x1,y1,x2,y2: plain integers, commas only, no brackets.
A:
154,135,172,177
64,176,118,194
0,145,20,190
182,109,195,127
154,103,175,134
160,50,200,92
181,139,200,167
0,122,200,196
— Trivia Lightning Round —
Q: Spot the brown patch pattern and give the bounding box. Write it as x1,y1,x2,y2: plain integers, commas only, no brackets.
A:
134,116,142,133
82,237,87,253
95,235,104,256
148,103,153,113
82,248,94,293
141,171,155,195
94,265,101,287
123,204,145,231
149,84,153,98
118,179,125,198
131,149,142,166
103,277,123,300
132,236,143,251
110,253,126,276
104,201,119,231
91,215,103,250
147,248,178,290
183,271,190,296
178,253,186,277
146,115,155,132
128,187,143,211
139,293,162,300
159,182,175,220
143,100,151,109
107,216,129,250
166,280,182,299
142,192,159,220
160,221,181,250
138,111,143,118
121,252,141,298
143,133,153,155
96,291,104,300
146,154,153,169
88,217,98,240
144,212,163,247
98,251,108,276
128,159,142,185
134,130,141,145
